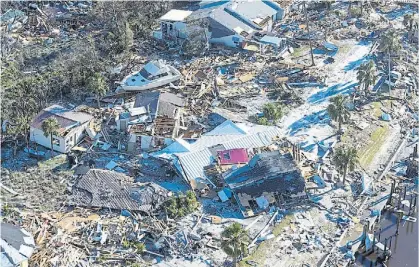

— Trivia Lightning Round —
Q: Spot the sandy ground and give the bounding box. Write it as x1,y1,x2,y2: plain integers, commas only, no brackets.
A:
280,40,371,140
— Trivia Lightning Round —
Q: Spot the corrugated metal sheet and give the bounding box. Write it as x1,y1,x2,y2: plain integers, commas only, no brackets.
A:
176,148,214,186
223,127,281,149
176,126,281,188
190,135,242,151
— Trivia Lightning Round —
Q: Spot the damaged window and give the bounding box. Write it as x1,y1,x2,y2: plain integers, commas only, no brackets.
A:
52,137,60,146
139,68,152,80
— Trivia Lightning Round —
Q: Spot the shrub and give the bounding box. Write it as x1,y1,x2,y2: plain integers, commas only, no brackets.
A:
165,190,199,218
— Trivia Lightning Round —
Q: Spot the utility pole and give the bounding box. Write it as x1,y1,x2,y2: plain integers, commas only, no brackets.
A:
304,2,315,66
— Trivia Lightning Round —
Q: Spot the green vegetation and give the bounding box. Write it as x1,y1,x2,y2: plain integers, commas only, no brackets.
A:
327,95,350,134
333,146,359,185
379,30,402,96
357,60,377,97
260,103,283,124
1,2,175,145
291,46,308,58
165,191,199,218
358,125,389,168
38,154,68,171
240,215,292,267
350,7,361,17
221,222,250,267
87,72,108,108
41,118,60,158
257,117,270,126
372,102,382,118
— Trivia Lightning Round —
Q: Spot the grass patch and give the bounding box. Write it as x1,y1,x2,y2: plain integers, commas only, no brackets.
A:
292,46,308,58
338,44,352,55
38,154,68,171
272,215,293,236
358,124,390,168
372,102,382,118
239,215,292,267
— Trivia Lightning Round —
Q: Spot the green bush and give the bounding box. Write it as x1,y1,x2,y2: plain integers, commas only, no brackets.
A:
165,190,199,218
350,7,361,17
262,103,283,123
257,117,270,125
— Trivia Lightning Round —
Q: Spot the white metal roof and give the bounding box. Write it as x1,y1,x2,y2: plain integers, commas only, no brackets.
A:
159,9,193,22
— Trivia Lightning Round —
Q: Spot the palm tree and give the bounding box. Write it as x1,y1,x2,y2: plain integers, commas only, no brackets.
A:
327,95,350,134
303,2,315,66
221,223,249,267
87,72,107,108
357,60,377,97
42,117,60,157
379,30,401,96
333,146,359,185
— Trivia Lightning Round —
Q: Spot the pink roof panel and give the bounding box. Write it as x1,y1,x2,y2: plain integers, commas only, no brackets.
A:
217,148,249,165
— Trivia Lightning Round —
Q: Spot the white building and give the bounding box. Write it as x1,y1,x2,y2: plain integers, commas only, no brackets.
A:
153,1,286,49
30,105,93,153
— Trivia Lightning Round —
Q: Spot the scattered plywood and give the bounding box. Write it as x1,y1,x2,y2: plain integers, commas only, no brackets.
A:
239,73,255,83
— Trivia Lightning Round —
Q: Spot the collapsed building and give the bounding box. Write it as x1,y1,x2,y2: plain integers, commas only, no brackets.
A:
154,120,281,189
69,169,171,214
115,91,185,151
225,151,306,217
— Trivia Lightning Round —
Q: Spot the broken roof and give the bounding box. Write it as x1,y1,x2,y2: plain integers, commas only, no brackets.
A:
134,91,160,119
134,91,184,120
30,105,93,134
226,152,305,208
69,169,170,213
159,121,281,189
159,92,185,107
1,223,35,267
225,151,301,188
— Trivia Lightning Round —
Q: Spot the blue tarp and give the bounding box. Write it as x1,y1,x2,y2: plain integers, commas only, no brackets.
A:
223,188,232,198
381,113,391,121
323,42,338,51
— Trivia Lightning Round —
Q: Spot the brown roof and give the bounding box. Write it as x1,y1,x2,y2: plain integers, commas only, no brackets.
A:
31,105,93,134
31,110,78,134
69,169,170,212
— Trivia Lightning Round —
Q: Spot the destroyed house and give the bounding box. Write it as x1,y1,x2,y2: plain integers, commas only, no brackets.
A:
69,169,170,213
30,105,93,153
155,120,281,189
225,151,306,217
117,91,185,148
154,1,286,49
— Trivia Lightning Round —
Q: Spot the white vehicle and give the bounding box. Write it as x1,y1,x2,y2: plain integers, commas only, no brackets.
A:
117,60,181,92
